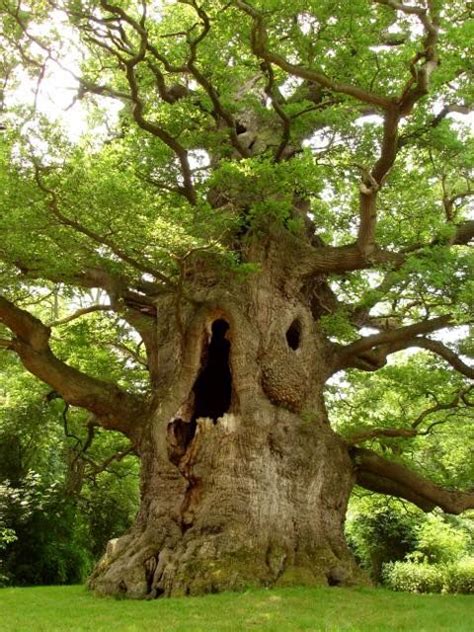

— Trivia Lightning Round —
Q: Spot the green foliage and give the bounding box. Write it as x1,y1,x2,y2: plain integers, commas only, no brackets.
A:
384,558,474,595
383,561,445,594
0,341,139,587
346,498,421,582
342,357,474,591
328,354,473,492
347,494,474,593
444,558,474,595
0,526,16,551
415,515,471,564
0,472,92,585
320,309,358,343
0,523,16,587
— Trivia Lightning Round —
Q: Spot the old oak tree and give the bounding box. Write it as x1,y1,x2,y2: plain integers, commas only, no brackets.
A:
0,0,473,597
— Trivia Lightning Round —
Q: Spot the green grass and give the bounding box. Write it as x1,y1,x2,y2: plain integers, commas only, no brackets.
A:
0,585,472,631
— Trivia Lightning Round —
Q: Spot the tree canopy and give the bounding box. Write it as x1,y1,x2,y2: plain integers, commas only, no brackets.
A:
2,1,472,439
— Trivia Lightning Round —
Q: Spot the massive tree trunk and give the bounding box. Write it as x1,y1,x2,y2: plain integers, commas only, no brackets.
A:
88,243,364,597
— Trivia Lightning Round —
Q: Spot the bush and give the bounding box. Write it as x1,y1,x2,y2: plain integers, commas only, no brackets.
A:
383,561,445,593
346,501,420,582
416,515,469,564
0,522,17,587
444,558,474,594
0,471,93,585
383,558,474,594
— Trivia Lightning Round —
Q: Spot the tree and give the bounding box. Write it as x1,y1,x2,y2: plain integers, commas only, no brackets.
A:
0,0,473,598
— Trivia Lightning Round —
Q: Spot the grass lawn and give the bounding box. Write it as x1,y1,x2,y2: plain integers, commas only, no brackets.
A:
0,584,472,631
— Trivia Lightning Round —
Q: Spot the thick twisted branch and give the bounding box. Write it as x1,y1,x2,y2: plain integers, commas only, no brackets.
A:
352,447,474,514
331,313,474,379
0,295,147,436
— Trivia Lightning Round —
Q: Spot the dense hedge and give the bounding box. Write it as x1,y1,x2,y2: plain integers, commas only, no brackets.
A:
383,558,474,594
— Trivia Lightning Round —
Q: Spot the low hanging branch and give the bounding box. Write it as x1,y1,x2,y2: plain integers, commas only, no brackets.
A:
352,447,474,514
0,295,147,436
398,338,474,380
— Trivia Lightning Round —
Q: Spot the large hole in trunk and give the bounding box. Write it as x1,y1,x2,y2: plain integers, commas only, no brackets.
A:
168,319,232,463
192,319,232,423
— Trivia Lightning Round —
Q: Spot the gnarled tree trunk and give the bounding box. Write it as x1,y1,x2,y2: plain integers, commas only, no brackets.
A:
89,247,364,597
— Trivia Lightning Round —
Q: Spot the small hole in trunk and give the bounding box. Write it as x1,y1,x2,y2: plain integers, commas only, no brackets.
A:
286,319,301,350
327,575,342,587
192,319,232,423
327,567,345,587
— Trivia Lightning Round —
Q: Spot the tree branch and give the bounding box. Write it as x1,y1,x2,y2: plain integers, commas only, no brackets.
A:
346,387,472,445
301,213,472,279
260,60,292,161
48,304,114,327
31,162,176,290
375,0,440,115
335,315,452,367
388,337,474,380
0,295,147,436
4,258,162,381
182,0,251,158
347,427,418,445
60,0,198,204
234,0,393,110
357,108,400,256
298,242,404,277
352,447,474,514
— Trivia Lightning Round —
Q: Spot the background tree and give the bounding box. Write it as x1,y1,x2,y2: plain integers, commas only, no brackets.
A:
0,0,472,597
0,317,140,587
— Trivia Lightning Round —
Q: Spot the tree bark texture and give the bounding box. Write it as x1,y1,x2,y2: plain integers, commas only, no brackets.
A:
89,247,364,597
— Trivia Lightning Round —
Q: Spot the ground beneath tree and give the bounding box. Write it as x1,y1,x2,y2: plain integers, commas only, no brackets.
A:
1,585,472,631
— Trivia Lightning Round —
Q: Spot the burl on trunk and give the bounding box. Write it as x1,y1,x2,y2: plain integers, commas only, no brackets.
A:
89,257,364,598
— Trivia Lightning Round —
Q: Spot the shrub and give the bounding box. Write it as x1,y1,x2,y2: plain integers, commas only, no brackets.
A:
416,515,469,564
346,502,420,582
383,558,474,594
0,523,17,587
383,561,445,593
0,526,16,550
444,558,474,594
0,471,93,585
